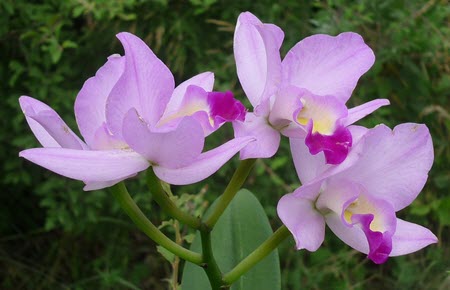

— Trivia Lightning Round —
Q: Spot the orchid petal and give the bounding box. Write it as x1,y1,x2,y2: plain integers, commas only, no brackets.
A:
282,32,375,102
122,108,204,168
295,92,348,135
19,96,86,150
269,85,304,130
277,193,325,251
164,72,215,116
158,85,210,130
159,86,245,136
290,137,326,184
83,176,135,191
292,181,323,200
233,112,280,159
291,125,368,185
390,218,438,256
19,148,149,182
325,212,369,254
90,123,128,150
336,123,433,211
75,54,125,147
107,32,175,138
234,12,283,107
319,180,397,264
343,99,390,126
153,137,254,185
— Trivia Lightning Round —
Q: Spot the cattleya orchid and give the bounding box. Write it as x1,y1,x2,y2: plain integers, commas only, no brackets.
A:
277,123,438,263
19,32,249,190
233,12,389,164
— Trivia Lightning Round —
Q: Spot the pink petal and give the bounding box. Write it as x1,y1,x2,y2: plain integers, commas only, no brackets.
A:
292,182,323,200
19,96,86,149
83,175,135,191
19,148,149,181
269,85,304,129
153,137,254,185
234,12,283,107
282,32,375,102
122,108,204,168
233,112,280,159
106,32,175,138
74,54,125,147
343,99,390,126
390,218,438,256
159,86,245,136
290,137,327,184
277,193,325,251
325,212,369,254
291,125,368,185
164,72,215,116
336,123,434,211
319,180,397,264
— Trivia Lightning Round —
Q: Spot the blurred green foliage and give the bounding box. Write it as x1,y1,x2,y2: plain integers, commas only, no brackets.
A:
0,0,448,289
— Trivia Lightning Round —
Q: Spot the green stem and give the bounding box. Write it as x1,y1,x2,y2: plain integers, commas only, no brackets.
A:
146,169,201,229
222,225,290,285
110,182,203,265
204,159,256,228
200,226,224,290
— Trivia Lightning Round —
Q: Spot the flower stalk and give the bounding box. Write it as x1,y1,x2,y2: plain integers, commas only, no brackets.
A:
147,168,202,229
200,226,224,290
222,225,290,285
110,182,203,265
204,158,256,228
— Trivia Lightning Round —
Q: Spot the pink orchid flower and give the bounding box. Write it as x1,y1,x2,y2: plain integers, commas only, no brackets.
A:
233,12,389,164
19,32,250,190
277,123,437,264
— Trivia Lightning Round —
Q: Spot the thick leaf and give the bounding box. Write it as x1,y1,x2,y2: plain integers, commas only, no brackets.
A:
181,189,281,290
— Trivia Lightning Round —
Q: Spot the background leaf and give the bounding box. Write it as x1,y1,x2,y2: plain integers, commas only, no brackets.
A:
181,189,281,290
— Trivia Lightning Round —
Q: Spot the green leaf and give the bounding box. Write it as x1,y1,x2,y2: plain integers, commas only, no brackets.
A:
181,189,281,290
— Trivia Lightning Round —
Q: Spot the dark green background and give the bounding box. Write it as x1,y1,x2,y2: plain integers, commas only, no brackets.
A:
1,0,448,289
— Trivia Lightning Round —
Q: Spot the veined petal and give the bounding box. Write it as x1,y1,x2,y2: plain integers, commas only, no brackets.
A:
90,123,128,150
233,112,280,159
75,54,125,147
291,125,368,185
158,85,209,129
269,85,304,130
159,86,245,136
290,137,326,184
319,180,397,264
234,12,283,107
19,96,86,150
390,218,438,256
83,174,136,191
295,92,348,135
335,123,434,211
282,32,375,102
292,181,323,200
122,108,204,168
19,148,149,181
277,193,325,251
164,72,215,116
343,99,390,127
107,32,175,138
153,137,254,185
